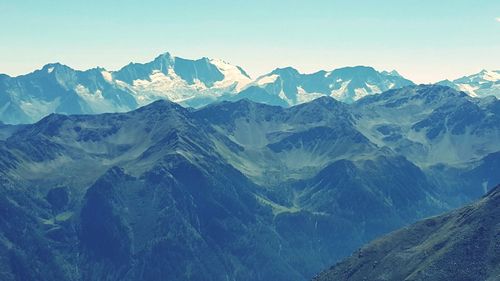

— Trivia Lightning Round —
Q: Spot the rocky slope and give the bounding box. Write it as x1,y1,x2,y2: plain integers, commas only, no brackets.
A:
312,185,500,281
0,85,498,280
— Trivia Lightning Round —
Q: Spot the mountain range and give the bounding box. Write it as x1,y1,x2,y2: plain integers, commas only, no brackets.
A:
0,83,499,280
1,52,498,124
438,70,500,98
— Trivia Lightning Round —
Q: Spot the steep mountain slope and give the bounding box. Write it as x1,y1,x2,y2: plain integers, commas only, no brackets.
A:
439,69,500,98
0,100,307,281
351,84,500,208
354,85,500,166
193,97,445,276
267,154,443,276
352,85,500,203
0,84,499,281
0,94,452,281
193,96,372,184
312,185,500,281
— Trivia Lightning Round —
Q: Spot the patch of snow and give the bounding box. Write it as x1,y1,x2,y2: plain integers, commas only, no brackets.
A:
47,67,54,74
209,58,252,92
74,84,129,113
128,67,236,106
19,98,61,121
75,84,104,100
482,181,489,194
354,88,369,100
254,74,279,86
365,83,381,94
131,68,200,104
192,78,208,91
481,70,500,82
278,89,293,106
330,80,351,100
296,86,325,104
101,71,113,83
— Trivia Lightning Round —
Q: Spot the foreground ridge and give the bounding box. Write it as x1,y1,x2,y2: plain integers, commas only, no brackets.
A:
313,185,500,281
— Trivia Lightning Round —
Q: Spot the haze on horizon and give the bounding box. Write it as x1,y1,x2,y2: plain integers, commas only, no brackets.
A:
0,0,499,84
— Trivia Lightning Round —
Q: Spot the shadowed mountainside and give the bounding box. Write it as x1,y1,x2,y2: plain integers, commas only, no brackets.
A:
313,185,500,281
0,85,498,280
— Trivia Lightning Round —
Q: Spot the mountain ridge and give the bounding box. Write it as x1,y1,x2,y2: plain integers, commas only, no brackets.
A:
0,85,499,280
3,52,496,125
312,184,500,281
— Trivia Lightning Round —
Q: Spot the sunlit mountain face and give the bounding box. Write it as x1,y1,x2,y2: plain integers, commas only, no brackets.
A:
1,52,498,125
439,70,500,98
0,82,499,281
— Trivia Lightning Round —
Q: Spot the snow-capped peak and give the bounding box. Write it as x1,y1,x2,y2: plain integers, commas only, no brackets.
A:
209,58,252,92
478,70,500,82
440,70,500,99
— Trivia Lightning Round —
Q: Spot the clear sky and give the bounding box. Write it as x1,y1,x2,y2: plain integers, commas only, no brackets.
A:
0,0,499,83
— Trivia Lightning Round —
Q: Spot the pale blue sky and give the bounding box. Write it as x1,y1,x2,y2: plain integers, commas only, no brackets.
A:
0,0,499,83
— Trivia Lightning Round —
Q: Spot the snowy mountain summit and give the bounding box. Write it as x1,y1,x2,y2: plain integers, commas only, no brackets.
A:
112,52,252,106
0,52,252,124
248,66,414,106
438,69,500,98
0,52,498,124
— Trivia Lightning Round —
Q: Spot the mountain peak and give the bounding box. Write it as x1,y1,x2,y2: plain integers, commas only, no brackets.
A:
217,97,276,111
291,95,346,113
415,84,466,97
140,98,182,110
40,62,72,74
389,70,401,76
340,65,375,71
440,69,500,98
152,52,175,68
382,70,402,77
308,95,341,107
330,65,378,77
355,84,466,108
154,51,174,60
478,69,500,81
270,66,300,76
